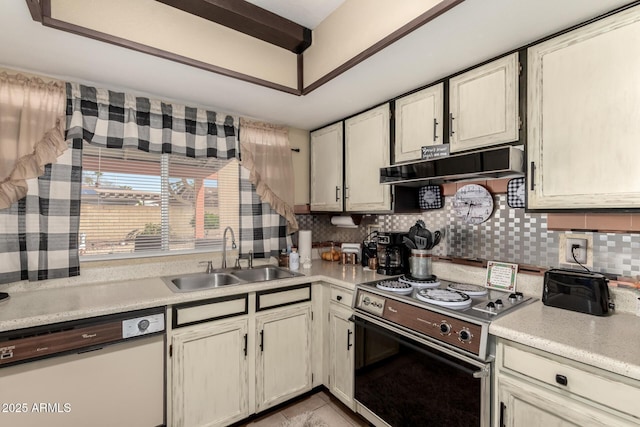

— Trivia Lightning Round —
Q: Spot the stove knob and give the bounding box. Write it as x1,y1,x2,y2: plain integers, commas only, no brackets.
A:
363,296,371,306
495,299,503,309
458,329,472,343
508,293,518,303
486,301,496,312
439,322,451,335
515,292,524,301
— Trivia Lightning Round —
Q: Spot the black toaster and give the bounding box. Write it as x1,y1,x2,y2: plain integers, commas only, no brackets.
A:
542,268,615,316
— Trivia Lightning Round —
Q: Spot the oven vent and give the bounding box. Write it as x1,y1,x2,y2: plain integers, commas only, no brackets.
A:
380,146,524,186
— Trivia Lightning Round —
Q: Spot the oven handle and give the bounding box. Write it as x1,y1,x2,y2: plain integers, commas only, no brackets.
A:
353,316,488,379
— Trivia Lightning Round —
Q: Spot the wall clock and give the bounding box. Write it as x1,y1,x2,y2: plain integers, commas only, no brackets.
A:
418,185,443,210
507,177,526,208
453,184,494,224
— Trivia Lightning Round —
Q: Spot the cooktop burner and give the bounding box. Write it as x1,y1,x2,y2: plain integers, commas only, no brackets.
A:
447,282,488,297
376,280,413,295
415,288,472,308
398,275,440,288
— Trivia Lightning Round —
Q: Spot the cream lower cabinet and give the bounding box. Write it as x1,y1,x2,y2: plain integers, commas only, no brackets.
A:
449,52,519,153
255,304,312,412
171,318,250,427
527,6,640,209
495,339,640,427
344,104,391,212
328,303,355,409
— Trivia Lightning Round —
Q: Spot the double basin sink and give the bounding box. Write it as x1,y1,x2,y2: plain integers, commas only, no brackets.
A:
162,265,304,292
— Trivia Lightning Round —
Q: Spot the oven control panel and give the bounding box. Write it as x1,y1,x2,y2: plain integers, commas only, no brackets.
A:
355,290,385,317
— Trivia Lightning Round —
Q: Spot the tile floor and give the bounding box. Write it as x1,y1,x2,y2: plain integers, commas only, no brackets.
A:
241,390,369,427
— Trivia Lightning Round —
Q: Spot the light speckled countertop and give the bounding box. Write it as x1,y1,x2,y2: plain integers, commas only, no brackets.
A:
2,259,640,384
0,261,383,333
490,301,640,381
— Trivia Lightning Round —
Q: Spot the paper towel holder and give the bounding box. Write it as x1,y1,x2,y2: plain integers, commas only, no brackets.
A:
330,215,363,228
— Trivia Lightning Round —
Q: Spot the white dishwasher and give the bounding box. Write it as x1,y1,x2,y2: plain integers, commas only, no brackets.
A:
0,308,165,427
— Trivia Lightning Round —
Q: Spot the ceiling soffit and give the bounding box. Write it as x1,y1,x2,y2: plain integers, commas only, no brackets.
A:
27,0,463,96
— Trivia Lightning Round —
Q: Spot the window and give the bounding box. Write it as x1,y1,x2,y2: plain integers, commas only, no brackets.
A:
80,145,239,258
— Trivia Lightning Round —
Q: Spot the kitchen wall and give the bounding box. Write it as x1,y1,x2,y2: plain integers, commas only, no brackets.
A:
297,194,640,279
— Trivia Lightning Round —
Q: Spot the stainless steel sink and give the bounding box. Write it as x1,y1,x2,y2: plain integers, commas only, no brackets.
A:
230,265,301,282
163,272,244,292
162,265,303,292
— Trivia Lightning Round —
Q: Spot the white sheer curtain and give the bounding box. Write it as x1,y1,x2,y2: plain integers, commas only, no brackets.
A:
239,118,298,233
0,72,67,209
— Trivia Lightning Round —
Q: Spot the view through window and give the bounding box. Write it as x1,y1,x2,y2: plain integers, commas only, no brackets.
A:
80,145,239,257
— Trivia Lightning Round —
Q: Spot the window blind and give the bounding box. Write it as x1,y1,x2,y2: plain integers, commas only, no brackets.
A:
80,145,239,258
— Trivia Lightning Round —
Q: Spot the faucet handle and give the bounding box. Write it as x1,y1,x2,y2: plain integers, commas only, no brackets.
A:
235,257,241,268
206,261,214,273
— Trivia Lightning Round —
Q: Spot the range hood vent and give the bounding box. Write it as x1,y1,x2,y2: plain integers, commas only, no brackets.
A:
380,146,524,186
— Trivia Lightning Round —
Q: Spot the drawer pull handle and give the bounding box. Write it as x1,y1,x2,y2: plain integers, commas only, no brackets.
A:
555,374,568,386
336,295,342,301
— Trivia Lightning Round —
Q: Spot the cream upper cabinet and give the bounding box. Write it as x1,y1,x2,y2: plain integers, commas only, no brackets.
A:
171,318,249,427
289,127,310,208
394,83,444,163
310,123,343,212
344,104,392,212
328,303,355,410
255,304,312,412
449,53,519,153
527,6,640,210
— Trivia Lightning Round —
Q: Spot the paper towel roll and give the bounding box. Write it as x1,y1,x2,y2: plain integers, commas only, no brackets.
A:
330,216,358,228
298,230,312,266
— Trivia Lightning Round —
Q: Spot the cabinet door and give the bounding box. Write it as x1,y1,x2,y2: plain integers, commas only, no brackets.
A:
344,104,392,212
527,7,640,209
290,127,310,207
498,375,636,427
329,304,355,409
449,53,519,152
394,83,444,163
171,319,249,427
310,123,343,212
255,305,312,412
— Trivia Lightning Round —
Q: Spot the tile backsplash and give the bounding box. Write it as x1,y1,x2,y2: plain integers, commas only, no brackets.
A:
296,194,640,278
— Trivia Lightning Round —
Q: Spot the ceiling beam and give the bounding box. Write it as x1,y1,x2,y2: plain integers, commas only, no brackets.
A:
156,0,312,54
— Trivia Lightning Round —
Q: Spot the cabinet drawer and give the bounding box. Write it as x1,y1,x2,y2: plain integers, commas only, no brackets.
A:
173,294,248,328
256,284,311,311
330,286,353,307
500,342,640,419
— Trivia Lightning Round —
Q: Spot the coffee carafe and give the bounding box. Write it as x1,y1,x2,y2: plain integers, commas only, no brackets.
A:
376,232,409,275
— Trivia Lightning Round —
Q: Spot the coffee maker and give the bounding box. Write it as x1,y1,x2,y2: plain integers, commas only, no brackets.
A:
376,231,410,276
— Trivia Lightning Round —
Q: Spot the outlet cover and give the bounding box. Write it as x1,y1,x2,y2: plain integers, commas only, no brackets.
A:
565,238,587,264
558,233,593,267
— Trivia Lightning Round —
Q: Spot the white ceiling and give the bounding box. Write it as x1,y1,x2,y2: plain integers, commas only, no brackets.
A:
0,0,634,130
245,0,346,29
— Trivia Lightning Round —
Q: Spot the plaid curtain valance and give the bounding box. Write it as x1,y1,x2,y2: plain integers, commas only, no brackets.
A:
66,83,239,159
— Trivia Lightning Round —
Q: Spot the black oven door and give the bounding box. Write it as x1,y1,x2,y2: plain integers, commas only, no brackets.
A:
354,314,491,427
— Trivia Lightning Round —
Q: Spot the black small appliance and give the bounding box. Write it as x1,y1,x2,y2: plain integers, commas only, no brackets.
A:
376,231,410,275
542,268,615,316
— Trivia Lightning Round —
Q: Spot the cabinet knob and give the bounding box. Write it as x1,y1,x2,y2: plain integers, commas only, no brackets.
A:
555,374,568,386
336,295,342,301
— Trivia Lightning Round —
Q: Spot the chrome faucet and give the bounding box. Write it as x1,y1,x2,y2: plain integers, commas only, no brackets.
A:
248,250,253,269
221,226,237,269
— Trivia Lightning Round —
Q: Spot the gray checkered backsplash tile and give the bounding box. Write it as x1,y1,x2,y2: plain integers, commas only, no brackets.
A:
297,194,640,278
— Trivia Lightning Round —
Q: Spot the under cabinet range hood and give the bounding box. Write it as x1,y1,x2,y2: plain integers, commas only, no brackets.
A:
380,146,524,186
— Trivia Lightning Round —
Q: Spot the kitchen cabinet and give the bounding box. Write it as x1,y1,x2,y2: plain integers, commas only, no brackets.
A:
394,83,444,163
310,122,343,212
255,304,312,412
527,6,640,210
344,104,392,212
171,317,250,427
328,286,355,409
449,52,519,153
290,127,311,212
495,339,640,427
